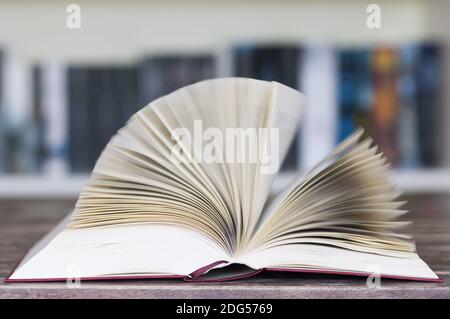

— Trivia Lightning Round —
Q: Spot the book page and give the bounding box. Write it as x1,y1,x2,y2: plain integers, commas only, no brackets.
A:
239,244,438,280
248,130,415,259
69,78,304,258
10,224,228,280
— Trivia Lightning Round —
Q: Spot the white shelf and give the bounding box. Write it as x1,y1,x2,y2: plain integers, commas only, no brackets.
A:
273,169,450,194
391,169,450,193
0,175,88,199
0,169,449,198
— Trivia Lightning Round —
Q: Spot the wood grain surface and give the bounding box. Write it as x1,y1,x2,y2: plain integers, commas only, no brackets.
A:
0,197,449,299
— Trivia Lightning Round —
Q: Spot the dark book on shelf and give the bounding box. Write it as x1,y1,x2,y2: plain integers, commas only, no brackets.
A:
68,67,90,173
31,65,46,171
337,49,357,142
90,67,116,168
112,66,139,129
138,54,215,107
397,45,420,168
337,48,373,145
68,65,140,173
352,49,373,139
416,43,442,167
233,45,301,170
337,49,373,143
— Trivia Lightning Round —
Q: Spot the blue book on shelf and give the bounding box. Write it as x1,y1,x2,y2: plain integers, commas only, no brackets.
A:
397,44,420,168
415,43,442,167
337,50,358,142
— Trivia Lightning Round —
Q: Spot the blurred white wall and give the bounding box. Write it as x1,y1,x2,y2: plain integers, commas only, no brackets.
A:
0,0,428,62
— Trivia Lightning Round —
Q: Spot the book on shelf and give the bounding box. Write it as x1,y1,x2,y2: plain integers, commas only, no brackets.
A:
67,66,90,173
397,45,420,168
112,66,139,130
89,67,117,169
138,54,215,107
337,49,357,143
337,48,373,143
67,55,215,174
31,65,46,172
372,48,398,166
233,45,301,171
7,78,438,283
68,65,139,173
416,43,442,167
353,49,373,140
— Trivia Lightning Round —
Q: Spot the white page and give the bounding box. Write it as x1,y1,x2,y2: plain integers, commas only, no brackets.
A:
239,244,438,280
10,224,228,280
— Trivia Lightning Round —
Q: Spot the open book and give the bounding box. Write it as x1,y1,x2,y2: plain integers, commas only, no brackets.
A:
7,78,438,282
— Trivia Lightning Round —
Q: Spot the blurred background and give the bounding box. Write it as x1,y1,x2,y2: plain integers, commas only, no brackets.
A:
0,0,448,214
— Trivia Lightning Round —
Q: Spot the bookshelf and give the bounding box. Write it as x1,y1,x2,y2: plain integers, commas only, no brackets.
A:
0,0,449,199
0,169,448,198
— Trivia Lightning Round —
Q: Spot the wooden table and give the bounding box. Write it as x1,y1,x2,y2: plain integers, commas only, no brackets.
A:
1,198,449,299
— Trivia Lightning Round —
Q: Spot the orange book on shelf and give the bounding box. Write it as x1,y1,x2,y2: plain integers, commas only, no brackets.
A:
371,48,398,165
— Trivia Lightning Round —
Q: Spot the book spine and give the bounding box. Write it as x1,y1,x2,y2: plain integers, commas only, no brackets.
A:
397,45,420,168
371,48,398,166
68,66,90,173
113,66,139,128
415,43,442,167
299,45,337,170
139,54,215,108
94,67,117,167
232,45,255,78
31,65,45,172
186,55,215,84
337,50,358,142
353,49,373,139
169,56,187,91
87,68,103,170
138,56,159,108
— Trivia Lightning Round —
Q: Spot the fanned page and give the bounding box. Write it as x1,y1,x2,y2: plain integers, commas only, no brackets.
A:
8,78,304,281
238,129,438,280
7,78,438,282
